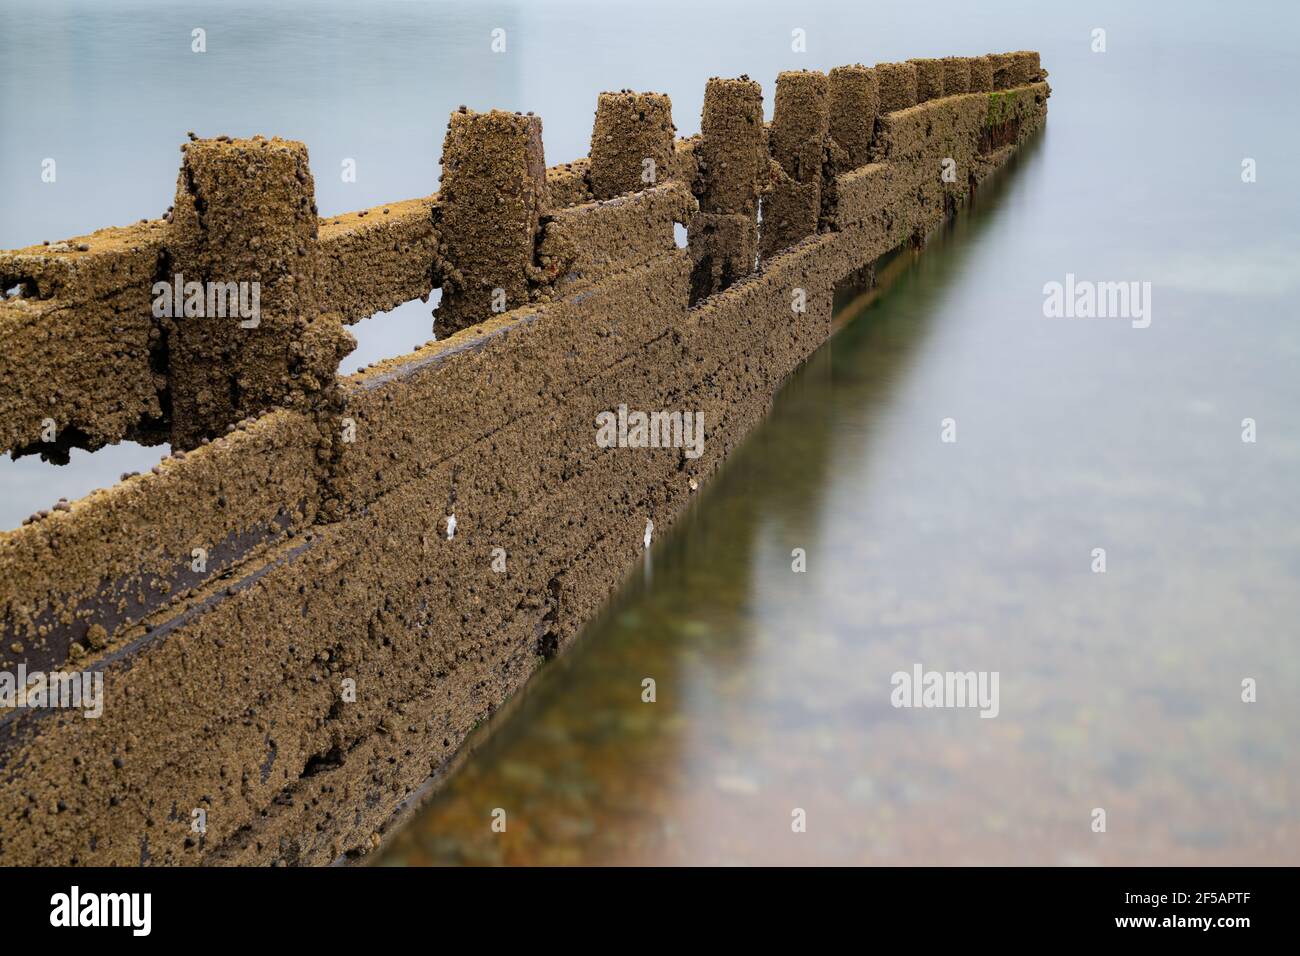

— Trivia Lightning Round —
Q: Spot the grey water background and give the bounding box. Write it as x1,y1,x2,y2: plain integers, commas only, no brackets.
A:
2,0,1298,862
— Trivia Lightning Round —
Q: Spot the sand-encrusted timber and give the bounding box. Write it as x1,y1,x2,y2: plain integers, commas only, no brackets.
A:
760,70,831,262
432,110,548,336
588,91,677,200
166,136,354,449
688,76,765,302
0,52,1048,866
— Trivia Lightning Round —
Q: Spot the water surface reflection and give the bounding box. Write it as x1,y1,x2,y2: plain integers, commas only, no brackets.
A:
380,142,1298,865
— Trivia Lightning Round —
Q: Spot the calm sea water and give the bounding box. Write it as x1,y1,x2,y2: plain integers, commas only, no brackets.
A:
2,1,1297,864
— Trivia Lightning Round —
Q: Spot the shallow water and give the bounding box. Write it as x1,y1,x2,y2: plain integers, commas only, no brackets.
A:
1,1,1297,863
376,140,1299,864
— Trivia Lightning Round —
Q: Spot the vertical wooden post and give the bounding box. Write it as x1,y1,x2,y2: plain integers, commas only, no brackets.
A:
989,53,1016,90
908,58,946,102
874,61,919,113
688,76,765,301
166,136,350,450
759,70,829,262
942,56,972,95
828,64,879,172
968,55,995,92
434,109,546,335
1010,51,1042,84
588,91,676,199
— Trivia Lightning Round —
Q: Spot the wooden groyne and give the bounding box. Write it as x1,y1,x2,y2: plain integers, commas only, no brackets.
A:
0,51,1048,865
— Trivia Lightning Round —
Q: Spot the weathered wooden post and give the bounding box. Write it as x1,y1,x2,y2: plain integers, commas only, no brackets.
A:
166,136,352,450
827,64,879,172
968,55,995,92
759,69,829,261
688,76,765,301
874,61,919,113
821,64,879,238
588,91,676,198
908,58,945,102
434,108,546,335
942,56,972,95
1010,50,1042,84
989,53,1016,90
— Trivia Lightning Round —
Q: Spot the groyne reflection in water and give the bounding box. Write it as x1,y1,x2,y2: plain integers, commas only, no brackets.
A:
379,132,1298,864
